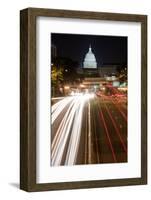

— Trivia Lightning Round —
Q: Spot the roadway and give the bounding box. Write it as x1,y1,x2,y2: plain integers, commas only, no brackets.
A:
51,91,127,166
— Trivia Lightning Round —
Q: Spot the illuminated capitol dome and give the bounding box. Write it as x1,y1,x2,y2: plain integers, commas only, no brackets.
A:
83,45,97,69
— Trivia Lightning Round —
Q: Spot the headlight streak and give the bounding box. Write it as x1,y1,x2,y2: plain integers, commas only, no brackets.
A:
51,97,74,124
65,100,85,165
51,93,94,166
51,99,78,165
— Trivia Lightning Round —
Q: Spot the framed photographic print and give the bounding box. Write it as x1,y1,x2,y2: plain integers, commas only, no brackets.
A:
20,8,147,191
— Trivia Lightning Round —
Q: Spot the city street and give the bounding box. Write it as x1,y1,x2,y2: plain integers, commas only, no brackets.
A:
51,90,127,166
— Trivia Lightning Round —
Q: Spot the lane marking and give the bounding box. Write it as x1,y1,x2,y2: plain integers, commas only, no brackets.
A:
92,99,100,163
88,101,92,164
84,104,88,164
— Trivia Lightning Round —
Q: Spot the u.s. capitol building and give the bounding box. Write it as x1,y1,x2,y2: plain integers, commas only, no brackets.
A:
83,45,97,69
77,45,118,78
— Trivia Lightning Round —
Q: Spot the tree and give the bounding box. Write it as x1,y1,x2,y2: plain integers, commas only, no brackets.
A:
51,65,63,85
51,65,63,97
52,56,79,83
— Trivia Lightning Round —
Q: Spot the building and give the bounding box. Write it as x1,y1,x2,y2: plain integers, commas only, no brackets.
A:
77,45,121,92
98,65,118,77
77,45,119,78
83,45,97,68
68,45,126,94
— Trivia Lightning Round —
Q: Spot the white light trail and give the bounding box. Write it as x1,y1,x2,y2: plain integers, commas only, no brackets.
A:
51,97,74,124
51,93,94,166
65,99,84,165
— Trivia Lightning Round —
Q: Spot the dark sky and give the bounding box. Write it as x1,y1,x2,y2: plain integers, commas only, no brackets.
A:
51,33,127,67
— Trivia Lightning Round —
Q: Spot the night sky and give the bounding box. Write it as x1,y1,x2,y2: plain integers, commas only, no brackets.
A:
51,33,127,67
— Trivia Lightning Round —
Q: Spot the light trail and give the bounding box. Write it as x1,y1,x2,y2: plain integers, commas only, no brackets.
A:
51,99,78,165
111,99,127,122
51,90,127,165
51,96,74,124
65,99,85,165
51,93,94,166
103,100,127,153
103,95,127,122
112,97,127,112
99,107,117,163
52,97,64,100
108,87,127,120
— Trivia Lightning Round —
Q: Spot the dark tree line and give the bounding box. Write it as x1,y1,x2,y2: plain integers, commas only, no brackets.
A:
51,57,80,97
